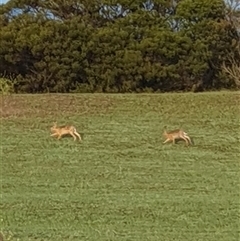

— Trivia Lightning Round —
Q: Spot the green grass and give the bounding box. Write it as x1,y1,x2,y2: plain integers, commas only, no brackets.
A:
1,91,240,241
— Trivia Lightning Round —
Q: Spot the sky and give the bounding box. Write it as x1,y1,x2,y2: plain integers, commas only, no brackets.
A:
1,0,9,4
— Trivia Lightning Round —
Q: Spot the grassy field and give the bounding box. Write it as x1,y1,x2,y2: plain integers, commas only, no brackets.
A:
1,91,240,241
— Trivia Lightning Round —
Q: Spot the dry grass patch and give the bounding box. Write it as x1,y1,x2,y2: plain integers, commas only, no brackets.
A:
0,94,116,119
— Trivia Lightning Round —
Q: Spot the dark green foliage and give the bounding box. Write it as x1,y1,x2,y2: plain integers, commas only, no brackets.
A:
0,0,239,92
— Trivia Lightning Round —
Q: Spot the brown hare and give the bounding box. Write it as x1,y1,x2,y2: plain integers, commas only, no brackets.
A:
50,122,82,141
163,127,192,146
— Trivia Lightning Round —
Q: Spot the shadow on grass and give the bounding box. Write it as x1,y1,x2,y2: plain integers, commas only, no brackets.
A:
170,137,195,146
50,133,85,142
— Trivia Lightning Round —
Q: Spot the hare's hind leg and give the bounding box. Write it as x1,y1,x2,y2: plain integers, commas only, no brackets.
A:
69,132,77,141
185,135,192,145
74,131,82,141
181,136,189,146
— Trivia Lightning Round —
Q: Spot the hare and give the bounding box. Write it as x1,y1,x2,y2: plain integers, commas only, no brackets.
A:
163,127,192,146
50,122,82,141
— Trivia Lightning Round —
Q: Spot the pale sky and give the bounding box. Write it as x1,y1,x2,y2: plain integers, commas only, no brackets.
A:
0,0,9,4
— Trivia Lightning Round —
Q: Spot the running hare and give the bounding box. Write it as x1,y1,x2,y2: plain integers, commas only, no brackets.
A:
163,127,192,146
50,122,82,141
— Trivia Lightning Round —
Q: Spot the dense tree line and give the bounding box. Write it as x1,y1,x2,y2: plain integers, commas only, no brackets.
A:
0,0,239,93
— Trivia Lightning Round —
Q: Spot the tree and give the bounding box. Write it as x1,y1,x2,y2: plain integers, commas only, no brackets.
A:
0,0,239,92
176,0,239,90
219,0,240,88
0,0,95,92
222,43,240,88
